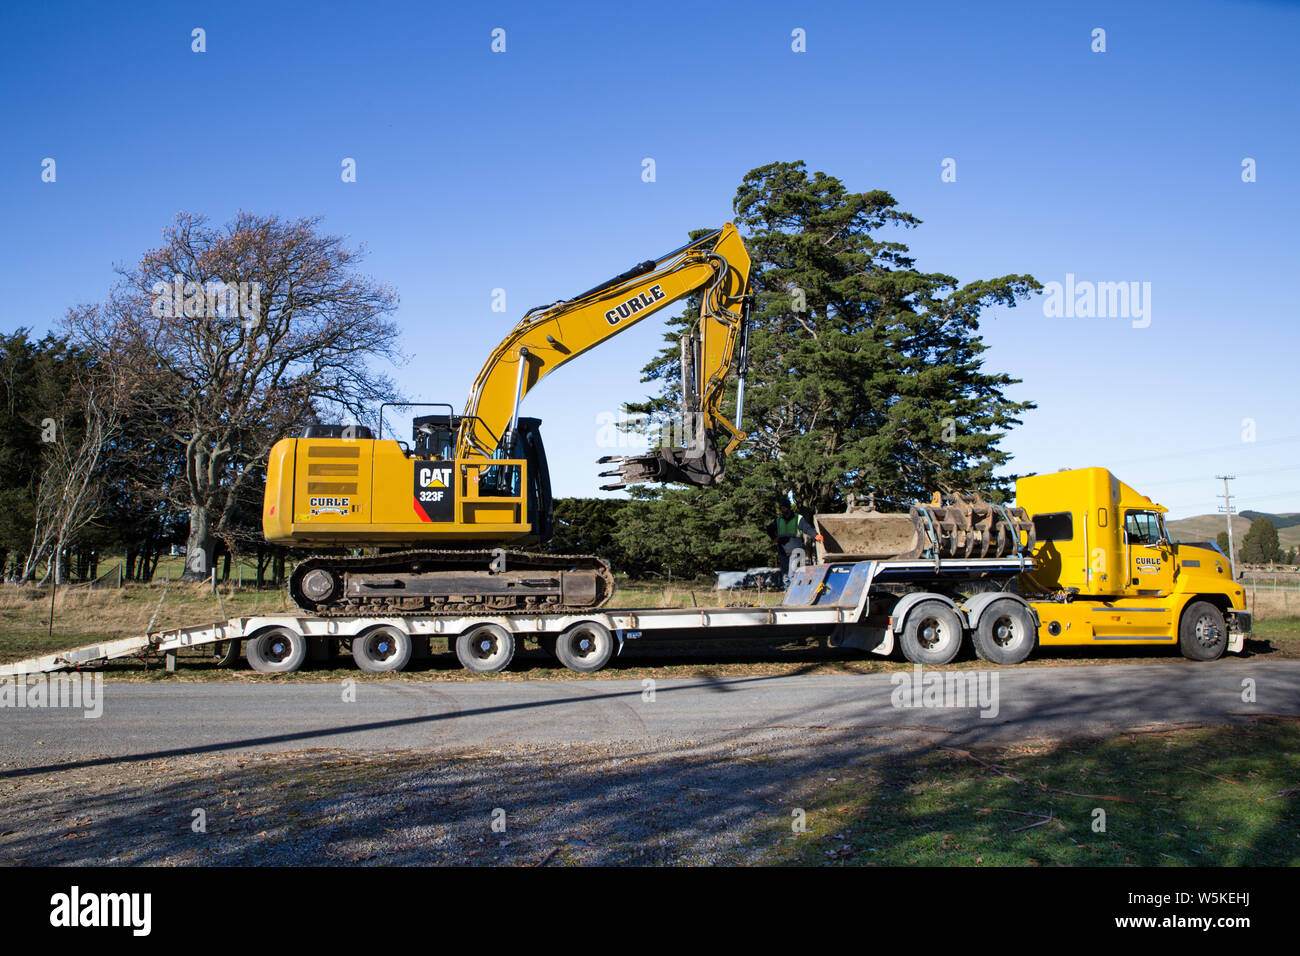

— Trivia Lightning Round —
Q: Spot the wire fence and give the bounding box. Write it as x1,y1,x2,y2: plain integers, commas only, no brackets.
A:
1240,572,1300,592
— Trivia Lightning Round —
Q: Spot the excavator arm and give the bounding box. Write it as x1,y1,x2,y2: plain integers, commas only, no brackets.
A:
458,223,753,488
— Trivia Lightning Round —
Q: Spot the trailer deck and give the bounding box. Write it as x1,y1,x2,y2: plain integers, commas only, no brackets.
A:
0,557,1033,676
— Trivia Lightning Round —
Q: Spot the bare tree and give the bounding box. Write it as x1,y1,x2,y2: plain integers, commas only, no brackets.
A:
67,212,403,579
20,362,131,584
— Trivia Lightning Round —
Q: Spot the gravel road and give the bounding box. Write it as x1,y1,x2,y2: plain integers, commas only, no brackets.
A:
1,661,1295,865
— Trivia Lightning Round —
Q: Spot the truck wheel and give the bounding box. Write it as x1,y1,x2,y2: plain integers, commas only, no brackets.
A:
899,601,964,665
456,624,516,674
352,625,412,673
245,627,308,673
555,622,615,673
971,601,1036,665
1179,602,1227,661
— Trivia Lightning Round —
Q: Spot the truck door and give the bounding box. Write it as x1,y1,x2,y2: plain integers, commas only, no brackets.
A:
1084,509,1177,640
1124,510,1176,596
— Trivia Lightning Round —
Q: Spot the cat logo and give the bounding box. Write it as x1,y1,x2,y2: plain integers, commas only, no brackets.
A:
419,466,451,490
414,462,455,522
309,496,350,516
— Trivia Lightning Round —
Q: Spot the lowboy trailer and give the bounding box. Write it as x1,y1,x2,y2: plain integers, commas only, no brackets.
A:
1,556,1169,677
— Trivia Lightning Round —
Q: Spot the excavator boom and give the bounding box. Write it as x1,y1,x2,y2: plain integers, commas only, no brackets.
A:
458,223,752,486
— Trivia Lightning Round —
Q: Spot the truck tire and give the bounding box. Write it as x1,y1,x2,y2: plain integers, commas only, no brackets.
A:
554,621,615,673
1179,601,1227,661
352,625,413,673
899,601,964,665
971,600,1036,665
456,623,516,674
245,627,308,673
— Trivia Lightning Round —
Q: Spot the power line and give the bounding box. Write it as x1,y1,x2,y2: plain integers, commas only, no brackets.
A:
1095,433,1300,469
1163,488,1300,511
1137,464,1300,489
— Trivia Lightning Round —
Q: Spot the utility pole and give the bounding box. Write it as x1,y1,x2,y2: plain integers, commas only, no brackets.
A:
1216,474,1237,579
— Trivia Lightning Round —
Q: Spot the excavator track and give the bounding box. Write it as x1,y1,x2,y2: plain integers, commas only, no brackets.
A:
288,550,615,618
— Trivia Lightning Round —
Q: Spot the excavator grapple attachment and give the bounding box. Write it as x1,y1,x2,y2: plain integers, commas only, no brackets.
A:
597,431,727,490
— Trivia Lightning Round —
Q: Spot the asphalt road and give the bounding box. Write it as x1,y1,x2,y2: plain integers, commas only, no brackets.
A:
2,660,1297,777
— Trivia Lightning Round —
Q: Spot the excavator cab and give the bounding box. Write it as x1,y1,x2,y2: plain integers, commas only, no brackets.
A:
410,411,553,545
412,412,456,460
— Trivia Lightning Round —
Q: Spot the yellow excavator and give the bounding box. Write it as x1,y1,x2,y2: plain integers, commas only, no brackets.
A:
262,224,753,615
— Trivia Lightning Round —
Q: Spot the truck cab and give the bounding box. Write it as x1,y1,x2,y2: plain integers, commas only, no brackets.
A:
1014,467,1248,658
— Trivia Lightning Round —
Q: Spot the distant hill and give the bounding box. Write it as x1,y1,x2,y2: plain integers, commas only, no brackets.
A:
1240,510,1300,531
1166,512,1300,552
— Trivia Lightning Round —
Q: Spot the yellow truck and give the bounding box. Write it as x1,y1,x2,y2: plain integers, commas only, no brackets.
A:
814,466,1250,666
1014,466,1249,662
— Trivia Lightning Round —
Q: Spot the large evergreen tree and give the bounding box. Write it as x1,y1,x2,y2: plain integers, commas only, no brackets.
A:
618,162,1039,577
1241,518,1282,564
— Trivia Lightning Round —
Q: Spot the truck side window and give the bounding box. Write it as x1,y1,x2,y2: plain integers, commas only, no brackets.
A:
1125,511,1159,545
1032,512,1073,542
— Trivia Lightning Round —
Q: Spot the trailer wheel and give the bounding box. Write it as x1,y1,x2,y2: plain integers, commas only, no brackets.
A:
456,624,516,674
244,627,308,674
211,639,240,668
971,601,1036,665
352,625,412,673
1179,601,1227,661
555,621,615,673
899,601,964,665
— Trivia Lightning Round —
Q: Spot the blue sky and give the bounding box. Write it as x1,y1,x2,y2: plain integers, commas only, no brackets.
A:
2,0,1296,519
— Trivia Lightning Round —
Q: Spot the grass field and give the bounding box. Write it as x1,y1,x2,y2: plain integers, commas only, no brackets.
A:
756,716,1300,866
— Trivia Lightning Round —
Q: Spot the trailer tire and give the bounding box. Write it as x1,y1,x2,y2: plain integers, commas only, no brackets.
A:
352,625,413,673
245,627,308,673
1179,601,1227,661
554,621,615,673
971,601,1036,665
899,601,964,665
456,624,516,674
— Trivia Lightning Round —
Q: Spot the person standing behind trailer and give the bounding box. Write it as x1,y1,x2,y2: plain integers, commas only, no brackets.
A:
767,498,814,585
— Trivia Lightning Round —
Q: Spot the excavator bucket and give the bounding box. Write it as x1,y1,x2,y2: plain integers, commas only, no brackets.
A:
815,512,924,561
814,491,1034,563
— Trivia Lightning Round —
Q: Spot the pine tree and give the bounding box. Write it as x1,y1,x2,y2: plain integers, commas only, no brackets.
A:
617,162,1040,576
1241,518,1282,564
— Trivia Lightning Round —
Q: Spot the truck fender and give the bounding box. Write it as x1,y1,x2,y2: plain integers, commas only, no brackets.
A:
888,592,962,640
961,592,1038,634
